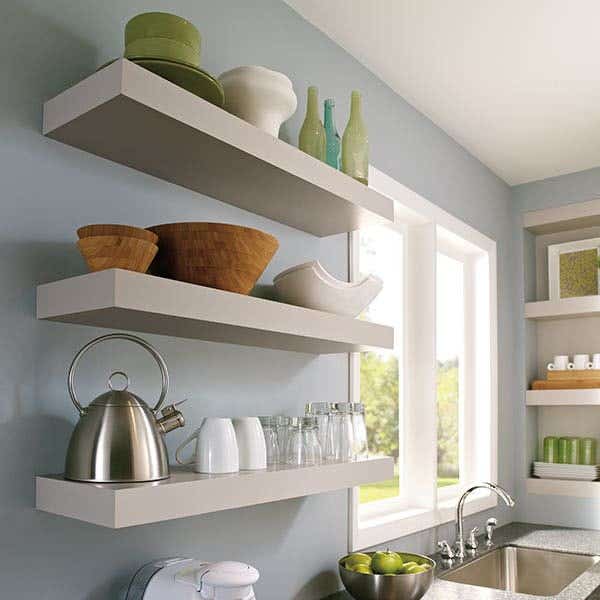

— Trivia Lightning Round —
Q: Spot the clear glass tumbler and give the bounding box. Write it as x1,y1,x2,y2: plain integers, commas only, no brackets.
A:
259,416,280,466
274,415,291,464
286,416,322,466
326,403,355,462
352,402,369,459
305,402,331,456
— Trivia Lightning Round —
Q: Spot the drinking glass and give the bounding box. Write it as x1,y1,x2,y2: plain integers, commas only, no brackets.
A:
352,402,368,459
274,416,291,464
259,416,280,466
581,438,597,465
305,402,331,454
286,416,322,466
326,403,354,462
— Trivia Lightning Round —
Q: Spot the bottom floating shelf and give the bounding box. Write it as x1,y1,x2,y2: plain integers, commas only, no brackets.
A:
526,477,600,498
37,456,393,528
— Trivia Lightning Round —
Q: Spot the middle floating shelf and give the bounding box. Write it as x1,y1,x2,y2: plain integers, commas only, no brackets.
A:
36,269,394,354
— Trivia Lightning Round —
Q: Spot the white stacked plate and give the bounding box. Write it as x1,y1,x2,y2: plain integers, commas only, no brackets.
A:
533,461,600,481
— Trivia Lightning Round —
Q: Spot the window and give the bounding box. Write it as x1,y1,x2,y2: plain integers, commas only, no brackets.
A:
355,226,403,506
349,168,497,551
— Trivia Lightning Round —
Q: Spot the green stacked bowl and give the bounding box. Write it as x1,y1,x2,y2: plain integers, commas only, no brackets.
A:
125,12,201,68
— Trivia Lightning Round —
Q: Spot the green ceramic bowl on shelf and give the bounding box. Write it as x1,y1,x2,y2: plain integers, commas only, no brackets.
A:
125,12,201,68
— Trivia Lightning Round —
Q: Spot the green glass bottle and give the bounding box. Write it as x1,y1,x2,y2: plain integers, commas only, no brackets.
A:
299,86,326,161
324,98,341,169
342,90,369,185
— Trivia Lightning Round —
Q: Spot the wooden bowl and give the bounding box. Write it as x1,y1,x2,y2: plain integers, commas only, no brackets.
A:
147,222,279,294
77,235,158,273
77,224,158,245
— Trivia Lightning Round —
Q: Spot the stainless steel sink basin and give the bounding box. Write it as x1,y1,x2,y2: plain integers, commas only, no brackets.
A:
440,546,600,596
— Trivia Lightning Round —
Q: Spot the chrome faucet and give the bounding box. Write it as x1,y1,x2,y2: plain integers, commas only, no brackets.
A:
454,482,515,559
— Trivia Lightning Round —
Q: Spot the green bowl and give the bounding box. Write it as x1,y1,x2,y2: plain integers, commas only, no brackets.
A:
125,12,200,68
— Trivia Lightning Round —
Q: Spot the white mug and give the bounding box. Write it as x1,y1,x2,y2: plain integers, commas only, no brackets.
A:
232,417,267,470
176,417,239,474
547,355,570,371
591,354,600,369
569,354,591,371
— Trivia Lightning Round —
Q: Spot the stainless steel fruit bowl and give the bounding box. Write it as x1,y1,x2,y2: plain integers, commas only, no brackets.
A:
339,552,435,600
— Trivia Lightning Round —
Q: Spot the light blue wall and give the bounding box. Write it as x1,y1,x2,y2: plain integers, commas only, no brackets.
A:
1,1,517,598
513,167,600,530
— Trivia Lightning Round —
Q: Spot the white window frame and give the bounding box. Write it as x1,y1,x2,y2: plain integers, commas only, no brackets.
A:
348,167,498,551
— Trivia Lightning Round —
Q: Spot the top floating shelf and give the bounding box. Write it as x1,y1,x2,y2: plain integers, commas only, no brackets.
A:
43,59,394,237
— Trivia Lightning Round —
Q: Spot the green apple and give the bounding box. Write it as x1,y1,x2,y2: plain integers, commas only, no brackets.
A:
371,550,403,575
405,564,427,574
345,553,372,570
352,564,373,575
399,561,419,573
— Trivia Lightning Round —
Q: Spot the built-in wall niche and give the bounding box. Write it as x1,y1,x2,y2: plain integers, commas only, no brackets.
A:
523,201,600,497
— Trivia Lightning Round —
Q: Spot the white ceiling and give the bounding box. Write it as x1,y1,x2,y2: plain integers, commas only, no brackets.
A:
284,0,600,185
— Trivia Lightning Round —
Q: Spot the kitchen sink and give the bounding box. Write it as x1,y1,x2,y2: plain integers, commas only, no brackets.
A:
440,546,600,596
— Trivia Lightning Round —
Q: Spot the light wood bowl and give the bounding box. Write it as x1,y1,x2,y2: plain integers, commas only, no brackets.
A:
78,224,158,245
147,222,279,294
77,235,158,273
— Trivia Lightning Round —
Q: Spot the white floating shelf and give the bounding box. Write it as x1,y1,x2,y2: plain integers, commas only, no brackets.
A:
527,477,600,499
36,269,393,354
526,389,600,406
525,297,600,320
43,59,394,237
36,456,393,528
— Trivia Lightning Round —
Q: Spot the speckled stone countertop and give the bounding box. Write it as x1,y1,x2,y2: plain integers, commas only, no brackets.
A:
323,522,600,600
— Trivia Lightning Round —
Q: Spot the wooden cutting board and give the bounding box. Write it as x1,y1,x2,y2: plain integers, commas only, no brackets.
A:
532,379,600,390
547,370,600,381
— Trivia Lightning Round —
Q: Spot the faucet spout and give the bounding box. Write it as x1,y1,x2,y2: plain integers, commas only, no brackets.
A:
455,482,515,558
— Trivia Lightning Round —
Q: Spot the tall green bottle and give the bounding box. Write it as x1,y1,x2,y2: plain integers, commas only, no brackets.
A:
324,98,341,169
342,90,369,184
299,86,326,161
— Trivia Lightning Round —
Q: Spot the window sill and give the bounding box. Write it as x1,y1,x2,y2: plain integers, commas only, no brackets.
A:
352,492,497,550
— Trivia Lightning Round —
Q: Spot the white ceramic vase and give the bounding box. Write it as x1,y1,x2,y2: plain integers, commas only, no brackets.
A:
218,65,297,137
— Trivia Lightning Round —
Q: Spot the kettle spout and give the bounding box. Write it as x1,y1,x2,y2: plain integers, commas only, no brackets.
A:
156,402,185,434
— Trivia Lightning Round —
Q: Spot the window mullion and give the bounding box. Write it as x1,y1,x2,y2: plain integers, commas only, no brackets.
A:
403,223,438,510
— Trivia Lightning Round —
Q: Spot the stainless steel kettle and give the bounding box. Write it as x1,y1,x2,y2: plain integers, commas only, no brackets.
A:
64,333,185,483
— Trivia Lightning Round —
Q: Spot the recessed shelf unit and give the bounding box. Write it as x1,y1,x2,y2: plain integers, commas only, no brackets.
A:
36,457,394,528
36,269,394,354
523,201,600,500
43,59,394,237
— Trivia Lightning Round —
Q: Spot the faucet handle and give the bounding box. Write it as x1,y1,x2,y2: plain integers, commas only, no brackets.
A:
486,517,498,546
437,540,455,560
465,526,479,550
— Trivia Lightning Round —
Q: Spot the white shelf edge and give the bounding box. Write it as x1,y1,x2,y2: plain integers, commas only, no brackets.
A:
43,59,394,237
525,297,600,320
526,477,600,498
36,457,394,528
526,389,600,406
36,269,394,354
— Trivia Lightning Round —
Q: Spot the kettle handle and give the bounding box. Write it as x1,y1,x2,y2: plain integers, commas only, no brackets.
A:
67,333,169,416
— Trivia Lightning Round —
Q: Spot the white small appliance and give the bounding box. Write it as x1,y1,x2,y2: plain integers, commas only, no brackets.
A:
126,557,259,600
